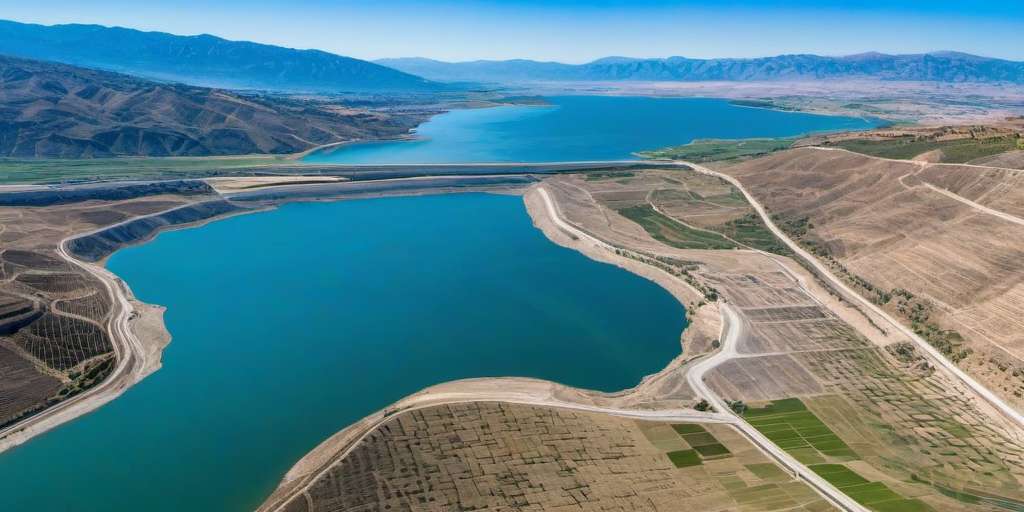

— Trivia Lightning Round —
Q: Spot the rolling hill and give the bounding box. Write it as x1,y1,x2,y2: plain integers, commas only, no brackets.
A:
0,19,440,92
0,55,422,158
377,52,1024,84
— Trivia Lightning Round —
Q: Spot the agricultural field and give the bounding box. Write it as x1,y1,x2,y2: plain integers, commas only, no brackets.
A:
828,135,1019,163
617,204,738,250
564,170,788,254
484,166,1024,512
279,402,835,512
0,181,222,428
723,147,1024,411
638,138,797,163
743,399,927,512
0,155,291,185
540,165,1024,511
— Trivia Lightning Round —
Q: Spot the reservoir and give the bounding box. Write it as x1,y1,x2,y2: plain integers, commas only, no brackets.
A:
303,96,880,164
0,95,880,511
0,193,687,511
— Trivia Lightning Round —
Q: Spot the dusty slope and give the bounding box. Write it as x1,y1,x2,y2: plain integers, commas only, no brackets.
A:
0,55,421,158
723,147,1024,409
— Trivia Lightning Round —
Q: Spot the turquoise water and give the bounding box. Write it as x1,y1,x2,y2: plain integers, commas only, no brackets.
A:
304,96,879,164
0,193,686,511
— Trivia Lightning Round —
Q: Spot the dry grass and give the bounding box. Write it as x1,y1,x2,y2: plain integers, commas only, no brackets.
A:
544,169,1024,510
0,190,217,426
724,147,1024,410
283,402,833,512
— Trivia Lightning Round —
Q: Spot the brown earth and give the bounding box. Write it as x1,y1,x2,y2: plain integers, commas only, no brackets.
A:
0,183,220,429
278,401,834,512
721,147,1024,410
0,54,424,158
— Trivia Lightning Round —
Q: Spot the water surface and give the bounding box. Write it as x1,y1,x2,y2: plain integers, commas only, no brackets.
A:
304,96,879,164
0,193,686,511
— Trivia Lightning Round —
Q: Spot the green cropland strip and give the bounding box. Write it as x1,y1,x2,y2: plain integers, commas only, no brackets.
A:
671,423,732,460
617,204,738,250
745,398,931,512
638,138,797,162
268,402,836,512
744,398,857,462
829,135,1019,162
640,187,791,255
0,155,289,184
667,449,702,467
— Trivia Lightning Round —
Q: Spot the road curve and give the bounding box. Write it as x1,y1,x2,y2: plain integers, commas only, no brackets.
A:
261,393,735,512
686,303,869,512
0,229,150,453
684,160,1024,428
538,185,867,512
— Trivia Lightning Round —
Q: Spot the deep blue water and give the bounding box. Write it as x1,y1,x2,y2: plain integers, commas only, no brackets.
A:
304,96,879,164
0,193,686,511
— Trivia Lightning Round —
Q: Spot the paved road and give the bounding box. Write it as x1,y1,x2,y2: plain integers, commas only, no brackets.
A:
686,303,869,512
538,185,868,512
0,228,149,452
685,160,1024,429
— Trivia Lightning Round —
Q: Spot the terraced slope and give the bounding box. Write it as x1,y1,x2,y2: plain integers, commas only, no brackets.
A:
275,402,835,512
722,147,1024,411
0,180,223,428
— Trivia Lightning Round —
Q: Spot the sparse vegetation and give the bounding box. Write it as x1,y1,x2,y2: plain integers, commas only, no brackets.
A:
617,204,737,250
638,137,797,163
0,155,289,185
718,212,792,255
830,134,1020,163
584,170,635,181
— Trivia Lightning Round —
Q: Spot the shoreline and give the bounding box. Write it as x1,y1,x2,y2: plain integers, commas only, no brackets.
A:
0,173,702,458
256,183,725,512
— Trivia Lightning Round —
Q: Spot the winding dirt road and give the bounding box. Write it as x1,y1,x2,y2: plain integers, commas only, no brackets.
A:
0,229,151,453
684,159,1024,428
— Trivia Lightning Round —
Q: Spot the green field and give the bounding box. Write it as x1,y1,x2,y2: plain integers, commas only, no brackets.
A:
669,423,732,460
666,449,703,467
617,204,737,250
638,137,797,163
671,423,708,435
0,155,291,185
744,398,858,461
718,212,792,255
747,399,932,512
810,465,930,511
831,135,1019,163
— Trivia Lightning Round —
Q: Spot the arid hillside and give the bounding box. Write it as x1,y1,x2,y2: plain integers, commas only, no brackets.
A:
0,55,421,158
723,147,1024,409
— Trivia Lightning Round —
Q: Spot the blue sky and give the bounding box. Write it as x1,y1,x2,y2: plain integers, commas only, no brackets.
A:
1,1,1021,62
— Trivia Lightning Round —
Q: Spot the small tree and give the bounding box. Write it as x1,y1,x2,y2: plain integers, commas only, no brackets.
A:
694,399,713,412
728,400,748,415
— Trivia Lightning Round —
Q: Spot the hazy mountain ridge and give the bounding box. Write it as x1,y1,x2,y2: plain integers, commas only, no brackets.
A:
0,55,421,158
0,20,440,92
377,52,1024,84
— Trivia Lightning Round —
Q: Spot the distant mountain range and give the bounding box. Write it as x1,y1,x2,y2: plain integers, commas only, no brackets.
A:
0,55,422,158
377,53,1024,84
0,20,441,92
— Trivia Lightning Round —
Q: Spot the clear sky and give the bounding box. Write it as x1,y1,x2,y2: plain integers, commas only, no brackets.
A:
1,0,1021,63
